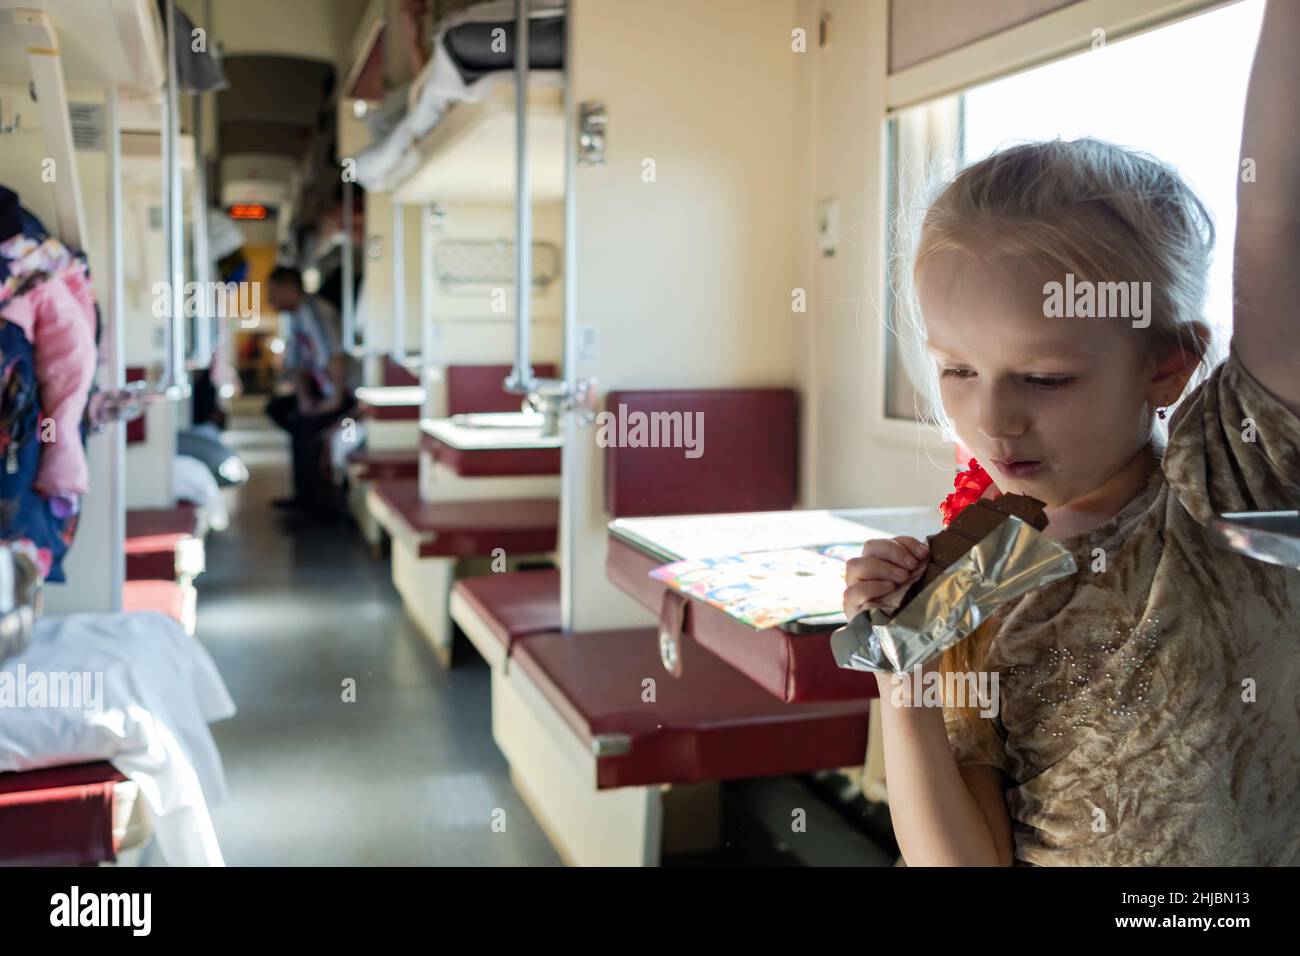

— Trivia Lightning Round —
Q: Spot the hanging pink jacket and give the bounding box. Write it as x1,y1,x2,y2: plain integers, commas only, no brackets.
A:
0,234,98,500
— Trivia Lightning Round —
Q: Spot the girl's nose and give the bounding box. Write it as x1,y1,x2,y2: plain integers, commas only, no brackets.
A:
975,381,1029,440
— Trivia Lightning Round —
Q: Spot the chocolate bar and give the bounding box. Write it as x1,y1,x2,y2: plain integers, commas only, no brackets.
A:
833,493,1074,674
897,493,1048,610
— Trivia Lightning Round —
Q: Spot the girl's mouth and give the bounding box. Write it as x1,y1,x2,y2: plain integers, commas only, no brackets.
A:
992,459,1042,479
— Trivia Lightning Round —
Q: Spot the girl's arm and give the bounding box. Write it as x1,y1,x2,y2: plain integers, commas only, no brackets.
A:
1232,0,1300,418
873,672,1015,866
847,538,1014,865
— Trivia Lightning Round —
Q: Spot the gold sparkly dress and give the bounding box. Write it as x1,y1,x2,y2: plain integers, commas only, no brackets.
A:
943,348,1300,865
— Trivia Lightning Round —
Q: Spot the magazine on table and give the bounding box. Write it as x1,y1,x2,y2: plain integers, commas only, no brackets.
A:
649,542,862,630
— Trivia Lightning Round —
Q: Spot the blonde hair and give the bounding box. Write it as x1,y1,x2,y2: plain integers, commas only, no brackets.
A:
891,139,1219,715
891,137,1219,445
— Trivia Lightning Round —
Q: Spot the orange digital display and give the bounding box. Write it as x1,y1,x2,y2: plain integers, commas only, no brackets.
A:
228,203,270,220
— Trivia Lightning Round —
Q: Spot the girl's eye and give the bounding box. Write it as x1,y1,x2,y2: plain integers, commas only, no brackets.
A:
940,367,975,380
1024,375,1075,390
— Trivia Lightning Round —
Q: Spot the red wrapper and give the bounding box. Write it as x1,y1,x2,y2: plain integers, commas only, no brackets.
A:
939,458,994,527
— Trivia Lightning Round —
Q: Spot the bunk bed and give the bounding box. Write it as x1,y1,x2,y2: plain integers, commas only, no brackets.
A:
353,0,565,196
0,0,233,866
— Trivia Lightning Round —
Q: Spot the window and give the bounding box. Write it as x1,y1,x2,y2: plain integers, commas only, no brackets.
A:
884,0,1266,421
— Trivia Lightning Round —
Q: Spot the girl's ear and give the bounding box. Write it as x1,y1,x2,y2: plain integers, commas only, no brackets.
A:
1146,322,1211,407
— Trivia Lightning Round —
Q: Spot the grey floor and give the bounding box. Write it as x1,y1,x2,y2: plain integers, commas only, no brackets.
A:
201,407,561,866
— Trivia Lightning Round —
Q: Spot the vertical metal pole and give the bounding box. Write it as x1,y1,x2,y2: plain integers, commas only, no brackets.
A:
342,177,357,353
390,201,405,364
420,204,436,380
191,92,213,370
559,0,577,631
506,0,533,392
104,88,126,612
160,0,188,397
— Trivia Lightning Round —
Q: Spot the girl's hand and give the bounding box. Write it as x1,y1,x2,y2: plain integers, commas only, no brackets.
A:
843,536,930,619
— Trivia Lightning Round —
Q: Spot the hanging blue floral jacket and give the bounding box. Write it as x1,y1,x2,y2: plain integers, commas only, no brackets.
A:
0,205,92,582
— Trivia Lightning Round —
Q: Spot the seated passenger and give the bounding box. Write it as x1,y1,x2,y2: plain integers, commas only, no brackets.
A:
263,266,359,516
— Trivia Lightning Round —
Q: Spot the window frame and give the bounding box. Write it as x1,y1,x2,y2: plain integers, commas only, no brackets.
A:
868,0,1243,439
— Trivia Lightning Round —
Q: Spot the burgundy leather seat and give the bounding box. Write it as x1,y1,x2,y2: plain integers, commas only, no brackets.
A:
604,388,797,516
0,762,128,865
452,388,798,654
445,363,557,416
453,569,561,654
372,479,558,558
513,627,870,789
348,448,420,482
383,358,421,387
122,579,187,623
125,504,198,581
450,388,880,787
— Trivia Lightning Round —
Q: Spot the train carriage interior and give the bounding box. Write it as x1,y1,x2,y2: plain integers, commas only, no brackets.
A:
0,0,1296,878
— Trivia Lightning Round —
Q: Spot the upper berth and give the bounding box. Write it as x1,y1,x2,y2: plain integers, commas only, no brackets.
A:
351,0,564,199
0,0,164,92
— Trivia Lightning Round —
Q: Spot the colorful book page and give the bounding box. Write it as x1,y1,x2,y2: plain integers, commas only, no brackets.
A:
649,547,852,630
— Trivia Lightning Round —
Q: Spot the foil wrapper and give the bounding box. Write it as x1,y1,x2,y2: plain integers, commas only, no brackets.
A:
831,515,1077,674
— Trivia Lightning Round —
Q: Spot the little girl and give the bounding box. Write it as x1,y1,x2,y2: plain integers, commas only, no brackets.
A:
843,0,1298,866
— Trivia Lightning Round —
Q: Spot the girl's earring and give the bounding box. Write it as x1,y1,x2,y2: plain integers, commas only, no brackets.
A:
1156,403,1167,421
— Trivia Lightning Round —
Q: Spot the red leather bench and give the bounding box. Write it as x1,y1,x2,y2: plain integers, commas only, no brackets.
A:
514,627,871,790
0,762,132,865
449,388,885,863
125,504,199,581
371,479,558,558
383,358,421,387
445,363,556,415
122,579,188,626
604,389,797,517
347,448,420,482
452,568,561,657
452,388,798,658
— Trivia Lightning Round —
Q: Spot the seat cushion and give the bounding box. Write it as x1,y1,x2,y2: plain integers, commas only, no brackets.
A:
0,761,126,865
348,448,420,481
445,363,557,416
603,389,798,517
122,580,186,623
125,505,199,581
512,628,871,789
383,358,421,387
453,569,560,654
127,504,198,539
373,479,558,557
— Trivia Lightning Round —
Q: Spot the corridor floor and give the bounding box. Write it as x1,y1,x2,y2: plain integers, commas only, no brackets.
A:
199,406,560,865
